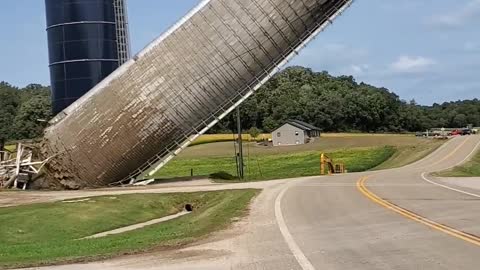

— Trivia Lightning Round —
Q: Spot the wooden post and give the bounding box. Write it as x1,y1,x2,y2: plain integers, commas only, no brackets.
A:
14,143,22,188
3,174,16,189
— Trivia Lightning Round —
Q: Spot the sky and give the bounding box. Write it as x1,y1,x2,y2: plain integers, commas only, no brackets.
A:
0,0,479,105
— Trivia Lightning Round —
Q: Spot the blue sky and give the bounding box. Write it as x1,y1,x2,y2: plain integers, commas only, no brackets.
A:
0,0,479,105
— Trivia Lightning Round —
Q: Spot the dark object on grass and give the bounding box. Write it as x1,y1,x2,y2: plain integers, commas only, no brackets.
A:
209,171,237,181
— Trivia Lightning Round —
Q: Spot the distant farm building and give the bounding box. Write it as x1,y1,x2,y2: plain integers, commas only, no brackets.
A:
272,120,321,146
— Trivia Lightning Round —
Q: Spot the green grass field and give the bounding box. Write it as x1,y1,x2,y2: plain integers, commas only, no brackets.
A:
151,134,445,181
435,149,480,177
153,146,396,181
0,190,258,268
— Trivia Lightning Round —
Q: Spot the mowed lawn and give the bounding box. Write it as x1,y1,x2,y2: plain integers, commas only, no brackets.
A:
436,149,480,177
152,134,445,181
0,190,258,268
154,147,396,181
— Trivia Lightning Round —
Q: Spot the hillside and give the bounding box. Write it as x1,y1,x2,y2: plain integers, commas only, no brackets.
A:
212,66,480,133
1,67,480,142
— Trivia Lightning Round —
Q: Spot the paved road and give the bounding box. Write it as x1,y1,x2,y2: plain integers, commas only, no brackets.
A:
281,135,480,270
21,135,480,270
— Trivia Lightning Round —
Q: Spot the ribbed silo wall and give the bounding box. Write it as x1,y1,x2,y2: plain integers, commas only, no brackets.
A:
40,0,353,188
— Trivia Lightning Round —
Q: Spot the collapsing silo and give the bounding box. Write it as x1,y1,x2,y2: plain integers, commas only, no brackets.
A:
40,0,354,188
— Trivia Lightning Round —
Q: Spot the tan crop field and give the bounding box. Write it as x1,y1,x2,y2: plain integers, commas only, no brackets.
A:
185,134,442,158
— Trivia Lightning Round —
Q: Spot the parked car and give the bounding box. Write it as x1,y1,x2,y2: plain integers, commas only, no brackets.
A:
461,129,472,135
449,129,462,136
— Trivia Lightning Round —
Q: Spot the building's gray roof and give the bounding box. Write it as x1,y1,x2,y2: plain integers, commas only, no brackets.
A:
277,120,321,131
292,120,321,131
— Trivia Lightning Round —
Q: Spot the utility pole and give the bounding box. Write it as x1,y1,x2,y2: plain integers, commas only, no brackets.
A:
236,107,244,180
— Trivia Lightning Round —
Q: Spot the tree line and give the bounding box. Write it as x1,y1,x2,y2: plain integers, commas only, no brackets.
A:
213,66,480,133
0,82,51,142
1,66,479,142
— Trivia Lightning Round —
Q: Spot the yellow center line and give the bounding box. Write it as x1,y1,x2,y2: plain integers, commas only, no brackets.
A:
357,176,480,247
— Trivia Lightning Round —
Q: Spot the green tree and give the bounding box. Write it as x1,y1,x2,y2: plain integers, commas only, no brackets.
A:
212,67,480,133
452,114,468,128
0,82,20,140
13,94,52,140
248,127,261,140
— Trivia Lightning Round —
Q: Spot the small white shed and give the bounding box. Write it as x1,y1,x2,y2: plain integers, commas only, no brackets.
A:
272,120,321,146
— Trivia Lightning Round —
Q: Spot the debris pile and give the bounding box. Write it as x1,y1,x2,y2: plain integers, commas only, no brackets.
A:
0,143,46,189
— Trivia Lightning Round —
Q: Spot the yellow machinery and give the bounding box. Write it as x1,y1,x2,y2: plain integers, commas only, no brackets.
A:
320,153,346,175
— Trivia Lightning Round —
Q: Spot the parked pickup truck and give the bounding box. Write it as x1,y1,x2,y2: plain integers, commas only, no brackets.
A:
448,129,472,136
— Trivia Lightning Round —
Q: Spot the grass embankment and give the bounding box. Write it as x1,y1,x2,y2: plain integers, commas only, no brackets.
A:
435,150,480,177
154,146,396,181
373,139,445,170
0,190,258,268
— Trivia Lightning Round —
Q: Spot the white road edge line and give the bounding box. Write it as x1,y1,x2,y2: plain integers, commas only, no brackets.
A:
421,172,480,198
275,184,316,270
421,137,480,198
453,137,480,166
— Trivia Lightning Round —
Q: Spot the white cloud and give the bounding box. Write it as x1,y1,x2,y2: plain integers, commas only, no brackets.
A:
428,0,480,28
346,64,369,75
390,56,436,73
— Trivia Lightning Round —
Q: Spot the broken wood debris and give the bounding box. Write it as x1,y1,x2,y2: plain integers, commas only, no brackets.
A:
0,143,48,190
